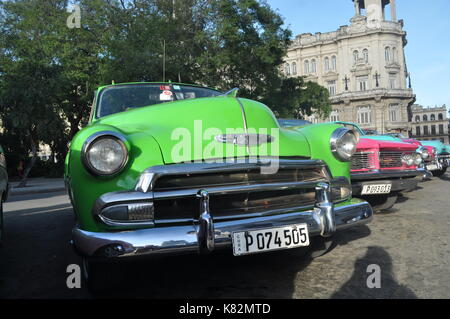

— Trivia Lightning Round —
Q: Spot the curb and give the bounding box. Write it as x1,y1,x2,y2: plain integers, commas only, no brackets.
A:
10,187,67,196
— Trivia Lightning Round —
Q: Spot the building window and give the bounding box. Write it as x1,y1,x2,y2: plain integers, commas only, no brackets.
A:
389,73,397,89
324,57,330,71
415,115,420,122
392,47,397,62
385,47,391,62
438,113,444,120
327,80,337,96
363,49,369,63
357,76,369,91
311,59,317,73
389,104,399,122
285,63,290,76
292,62,297,75
423,126,429,135
330,110,339,122
423,115,428,122
357,106,372,125
331,56,337,70
353,50,359,62
416,126,421,136
431,125,436,135
439,124,444,135
309,115,318,124
304,60,310,74
430,114,436,121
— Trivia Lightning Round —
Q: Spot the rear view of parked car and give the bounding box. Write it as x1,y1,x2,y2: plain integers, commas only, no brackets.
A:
0,145,9,244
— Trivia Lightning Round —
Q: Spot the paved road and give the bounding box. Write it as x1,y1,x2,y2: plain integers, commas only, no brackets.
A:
1,174,449,299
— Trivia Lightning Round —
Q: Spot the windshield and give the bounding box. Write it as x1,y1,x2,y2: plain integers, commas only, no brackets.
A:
96,84,222,118
278,119,312,127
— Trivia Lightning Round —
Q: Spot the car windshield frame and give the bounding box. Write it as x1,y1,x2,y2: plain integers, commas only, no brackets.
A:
95,83,222,119
277,119,312,127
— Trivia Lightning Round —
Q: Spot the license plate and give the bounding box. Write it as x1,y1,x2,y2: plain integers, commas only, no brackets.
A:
427,164,439,171
361,184,392,195
232,224,310,256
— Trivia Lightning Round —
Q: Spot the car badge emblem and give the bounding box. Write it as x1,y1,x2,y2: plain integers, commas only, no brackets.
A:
215,134,275,146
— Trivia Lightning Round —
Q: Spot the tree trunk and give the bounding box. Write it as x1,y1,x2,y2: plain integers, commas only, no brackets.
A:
17,137,38,188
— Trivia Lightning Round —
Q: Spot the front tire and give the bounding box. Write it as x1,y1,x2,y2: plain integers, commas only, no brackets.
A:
432,167,447,177
0,201,3,245
364,193,398,212
284,236,336,259
82,258,116,294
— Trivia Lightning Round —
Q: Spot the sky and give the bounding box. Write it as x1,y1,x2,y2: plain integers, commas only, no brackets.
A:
266,0,450,110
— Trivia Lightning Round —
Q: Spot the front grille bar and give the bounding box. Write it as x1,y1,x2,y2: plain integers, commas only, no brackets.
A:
135,159,328,193
152,180,327,201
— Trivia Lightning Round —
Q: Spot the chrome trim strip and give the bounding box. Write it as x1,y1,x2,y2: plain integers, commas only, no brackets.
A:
235,97,250,154
73,199,373,258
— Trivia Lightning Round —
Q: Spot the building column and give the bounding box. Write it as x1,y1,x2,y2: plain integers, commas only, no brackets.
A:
354,0,360,16
390,0,397,21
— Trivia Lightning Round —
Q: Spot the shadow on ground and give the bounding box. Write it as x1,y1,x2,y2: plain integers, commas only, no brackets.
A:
331,246,417,299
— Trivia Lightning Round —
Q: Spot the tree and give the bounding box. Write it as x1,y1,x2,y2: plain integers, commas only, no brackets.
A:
0,0,332,184
263,76,331,119
0,0,67,186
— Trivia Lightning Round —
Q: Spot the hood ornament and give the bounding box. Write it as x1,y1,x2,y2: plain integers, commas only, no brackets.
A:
215,134,275,147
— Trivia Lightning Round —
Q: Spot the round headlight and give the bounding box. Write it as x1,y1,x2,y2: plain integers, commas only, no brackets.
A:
82,133,128,176
414,153,423,165
419,148,429,160
330,128,359,162
401,154,414,166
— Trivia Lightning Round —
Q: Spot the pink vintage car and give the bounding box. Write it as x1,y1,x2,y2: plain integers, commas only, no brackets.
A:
400,138,439,173
351,138,425,211
383,133,440,175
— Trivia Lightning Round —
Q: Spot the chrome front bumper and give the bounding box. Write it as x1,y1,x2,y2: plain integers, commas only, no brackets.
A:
351,169,424,194
73,198,373,259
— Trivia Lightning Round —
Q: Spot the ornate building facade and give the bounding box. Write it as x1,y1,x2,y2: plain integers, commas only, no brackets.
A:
283,0,416,135
410,105,449,144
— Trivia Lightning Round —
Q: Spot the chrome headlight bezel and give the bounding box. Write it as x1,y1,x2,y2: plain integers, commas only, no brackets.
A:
413,153,423,166
401,153,415,166
81,131,129,177
330,128,359,162
418,147,429,160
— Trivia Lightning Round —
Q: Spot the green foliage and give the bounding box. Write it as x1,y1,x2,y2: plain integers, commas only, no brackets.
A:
0,0,332,180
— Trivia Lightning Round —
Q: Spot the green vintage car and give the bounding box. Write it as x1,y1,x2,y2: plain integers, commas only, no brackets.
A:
65,82,373,288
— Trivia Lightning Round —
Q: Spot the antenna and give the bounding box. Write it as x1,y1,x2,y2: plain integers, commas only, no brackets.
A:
163,40,166,82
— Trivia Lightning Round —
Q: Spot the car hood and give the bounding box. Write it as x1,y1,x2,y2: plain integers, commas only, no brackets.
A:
419,141,447,154
95,96,311,164
358,138,418,152
401,138,422,146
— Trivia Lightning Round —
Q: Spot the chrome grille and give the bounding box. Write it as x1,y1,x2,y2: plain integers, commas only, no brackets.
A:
137,160,329,222
379,151,405,168
351,152,376,170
